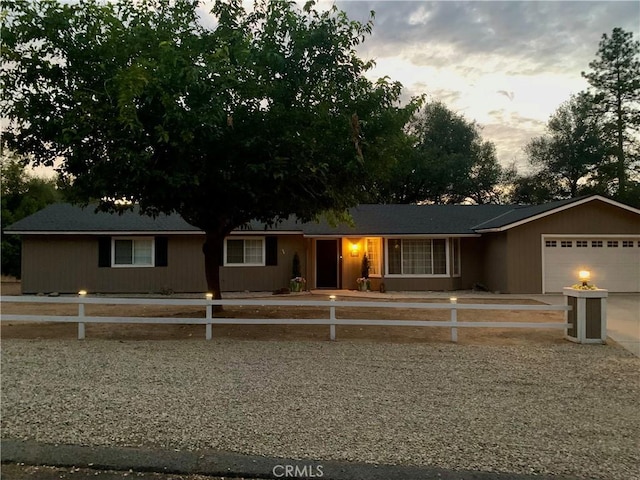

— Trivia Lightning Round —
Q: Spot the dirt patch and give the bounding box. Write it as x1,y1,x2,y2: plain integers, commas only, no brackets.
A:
1,290,566,345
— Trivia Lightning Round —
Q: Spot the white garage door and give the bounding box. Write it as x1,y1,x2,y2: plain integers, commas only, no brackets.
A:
543,237,640,293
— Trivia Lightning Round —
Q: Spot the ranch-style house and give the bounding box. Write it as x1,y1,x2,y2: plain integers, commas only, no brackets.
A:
5,195,640,295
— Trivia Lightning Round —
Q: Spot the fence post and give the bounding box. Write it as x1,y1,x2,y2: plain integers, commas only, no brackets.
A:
205,293,213,340
450,297,458,343
77,290,87,340
329,295,336,341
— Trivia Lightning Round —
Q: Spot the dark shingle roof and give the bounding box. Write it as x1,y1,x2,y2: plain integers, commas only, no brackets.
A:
7,196,627,236
301,204,514,235
5,203,200,232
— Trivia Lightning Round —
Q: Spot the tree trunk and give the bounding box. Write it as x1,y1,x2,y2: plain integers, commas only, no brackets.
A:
202,231,225,300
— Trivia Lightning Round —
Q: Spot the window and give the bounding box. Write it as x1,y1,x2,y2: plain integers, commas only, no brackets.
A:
365,238,382,276
545,240,557,247
112,238,154,267
622,240,634,248
224,237,265,266
561,241,572,248
607,240,619,248
387,239,448,276
576,240,588,248
451,238,461,277
592,240,603,248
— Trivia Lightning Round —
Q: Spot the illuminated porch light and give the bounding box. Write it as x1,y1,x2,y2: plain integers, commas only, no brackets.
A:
578,270,591,287
350,243,360,257
205,292,214,300
78,290,87,296
449,297,457,304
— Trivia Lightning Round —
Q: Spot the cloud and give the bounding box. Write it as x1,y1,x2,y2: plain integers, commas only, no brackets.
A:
337,1,640,74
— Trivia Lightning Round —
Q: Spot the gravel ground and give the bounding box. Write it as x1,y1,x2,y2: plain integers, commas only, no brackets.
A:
2,339,639,480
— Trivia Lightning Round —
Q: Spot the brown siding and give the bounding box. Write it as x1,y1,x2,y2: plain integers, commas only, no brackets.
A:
459,237,484,289
382,277,457,291
220,235,307,291
480,232,508,293
506,200,640,293
21,234,306,294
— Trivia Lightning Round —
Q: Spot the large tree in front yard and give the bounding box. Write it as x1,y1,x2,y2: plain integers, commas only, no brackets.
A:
1,0,417,297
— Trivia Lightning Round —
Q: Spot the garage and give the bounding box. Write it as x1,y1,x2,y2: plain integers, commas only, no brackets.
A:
543,236,640,293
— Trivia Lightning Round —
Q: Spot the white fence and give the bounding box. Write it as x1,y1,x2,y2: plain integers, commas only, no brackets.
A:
0,295,572,342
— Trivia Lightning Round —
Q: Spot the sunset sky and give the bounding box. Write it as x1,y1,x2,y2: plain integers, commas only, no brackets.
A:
326,1,640,171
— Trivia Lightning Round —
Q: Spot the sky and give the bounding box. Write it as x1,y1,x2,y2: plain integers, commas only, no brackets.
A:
27,0,640,178
321,1,640,172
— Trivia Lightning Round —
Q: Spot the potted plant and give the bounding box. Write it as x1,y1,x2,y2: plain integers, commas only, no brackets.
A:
289,252,306,292
357,254,370,291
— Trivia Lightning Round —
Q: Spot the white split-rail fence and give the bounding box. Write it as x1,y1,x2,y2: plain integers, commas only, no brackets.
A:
0,295,572,342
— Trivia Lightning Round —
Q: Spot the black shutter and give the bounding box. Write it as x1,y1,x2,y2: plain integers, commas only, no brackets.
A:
98,237,111,267
155,236,168,267
265,236,278,266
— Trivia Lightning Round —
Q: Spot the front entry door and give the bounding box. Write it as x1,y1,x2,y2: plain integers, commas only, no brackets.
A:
316,240,339,288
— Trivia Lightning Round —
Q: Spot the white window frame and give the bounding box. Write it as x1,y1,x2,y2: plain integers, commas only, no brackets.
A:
451,238,461,277
111,237,155,268
223,237,266,267
365,237,382,278
384,238,450,278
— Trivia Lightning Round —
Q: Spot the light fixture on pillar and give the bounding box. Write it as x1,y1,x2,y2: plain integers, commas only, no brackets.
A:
578,270,591,287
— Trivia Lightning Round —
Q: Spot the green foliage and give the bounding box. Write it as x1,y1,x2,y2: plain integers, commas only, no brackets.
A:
369,101,503,204
292,252,301,279
1,0,417,293
361,254,370,279
524,93,607,199
1,153,60,278
582,27,640,196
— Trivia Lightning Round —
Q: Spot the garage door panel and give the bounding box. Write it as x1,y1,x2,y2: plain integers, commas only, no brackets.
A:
543,237,640,293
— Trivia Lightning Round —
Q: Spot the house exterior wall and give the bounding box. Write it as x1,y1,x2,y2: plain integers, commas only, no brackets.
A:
480,232,508,293
459,237,484,289
21,234,307,294
504,200,640,293
221,235,307,291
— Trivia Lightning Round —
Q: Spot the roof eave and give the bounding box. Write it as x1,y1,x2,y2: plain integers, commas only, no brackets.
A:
473,195,640,233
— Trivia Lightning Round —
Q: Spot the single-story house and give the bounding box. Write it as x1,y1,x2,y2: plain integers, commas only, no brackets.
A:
5,195,639,294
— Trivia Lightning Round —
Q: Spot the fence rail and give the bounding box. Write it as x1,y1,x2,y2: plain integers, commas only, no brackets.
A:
0,295,572,342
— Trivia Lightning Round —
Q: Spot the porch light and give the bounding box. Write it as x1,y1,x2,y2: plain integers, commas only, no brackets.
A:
578,270,591,287
350,243,359,257
78,290,87,296
449,297,457,304
205,292,213,300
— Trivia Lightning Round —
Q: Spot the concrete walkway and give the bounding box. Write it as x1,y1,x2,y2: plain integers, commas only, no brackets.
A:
605,294,640,357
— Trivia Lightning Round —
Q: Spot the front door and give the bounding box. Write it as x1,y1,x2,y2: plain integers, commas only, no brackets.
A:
316,240,339,288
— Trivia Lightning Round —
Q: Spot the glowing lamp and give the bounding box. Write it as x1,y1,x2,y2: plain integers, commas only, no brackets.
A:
205,292,214,300
578,270,591,286
449,297,457,304
78,290,87,296
350,243,360,257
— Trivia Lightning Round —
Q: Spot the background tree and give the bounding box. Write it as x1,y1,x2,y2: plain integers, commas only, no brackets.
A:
523,92,607,199
369,101,503,204
1,0,417,297
1,152,60,278
582,27,640,198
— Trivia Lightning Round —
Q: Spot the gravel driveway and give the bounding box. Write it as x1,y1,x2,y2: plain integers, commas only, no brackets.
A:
2,339,639,480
